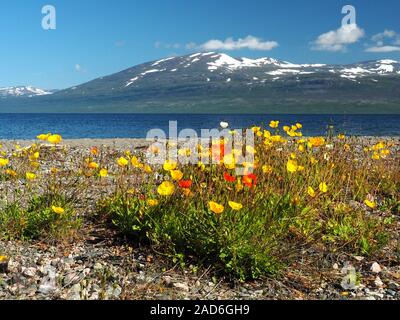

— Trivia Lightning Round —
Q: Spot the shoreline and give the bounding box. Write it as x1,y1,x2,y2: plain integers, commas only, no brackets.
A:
0,136,398,149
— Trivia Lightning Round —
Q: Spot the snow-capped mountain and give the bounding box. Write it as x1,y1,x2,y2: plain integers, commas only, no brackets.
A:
54,53,400,99
2,53,399,113
0,86,53,98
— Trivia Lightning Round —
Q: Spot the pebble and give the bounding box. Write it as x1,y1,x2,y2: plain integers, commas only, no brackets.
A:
106,285,122,299
68,283,82,300
22,267,36,278
388,282,399,291
64,272,82,286
163,276,173,287
173,282,190,292
387,289,396,297
374,276,384,288
93,263,103,270
371,262,382,274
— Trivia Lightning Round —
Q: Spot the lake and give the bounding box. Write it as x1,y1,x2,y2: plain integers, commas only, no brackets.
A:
0,114,399,139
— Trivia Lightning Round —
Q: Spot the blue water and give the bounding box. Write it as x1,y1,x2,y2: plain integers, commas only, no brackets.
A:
0,114,399,139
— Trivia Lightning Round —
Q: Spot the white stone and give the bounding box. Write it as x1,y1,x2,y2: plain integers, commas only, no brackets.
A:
371,262,382,274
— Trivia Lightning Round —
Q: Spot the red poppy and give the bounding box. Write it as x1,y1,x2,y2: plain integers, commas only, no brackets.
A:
243,174,257,188
178,180,193,189
224,172,236,183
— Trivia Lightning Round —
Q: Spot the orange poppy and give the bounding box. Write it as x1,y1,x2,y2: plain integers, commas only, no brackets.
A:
243,174,257,188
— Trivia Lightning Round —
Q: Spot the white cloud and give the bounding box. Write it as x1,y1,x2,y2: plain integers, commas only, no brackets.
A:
312,24,365,52
75,64,82,72
198,35,278,51
365,45,400,53
366,29,400,53
155,36,278,52
371,29,397,42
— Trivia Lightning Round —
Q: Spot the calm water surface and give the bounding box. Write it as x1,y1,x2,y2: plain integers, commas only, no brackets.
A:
0,114,399,139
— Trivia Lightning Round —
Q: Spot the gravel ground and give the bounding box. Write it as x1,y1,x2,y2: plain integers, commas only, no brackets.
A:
0,136,399,300
1,235,400,300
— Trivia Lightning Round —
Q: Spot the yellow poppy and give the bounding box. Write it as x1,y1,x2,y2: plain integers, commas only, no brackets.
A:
0,158,9,167
52,206,65,214
170,170,184,181
144,165,152,173
131,156,141,168
372,152,380,160
223,154,236,170
117,157,129,167
147,199,159,207
157,181,175,196
26,172,36,181
364,199,376,209
269,121,279,128
99,168,108,177
308,187,316,198
163,159,177,171
310,157,318,165
380,149,390,157
228,201,243,211
262,165,273,174
286,159,298,173
319,182,328,193
37,133,51,141
47,134,62,145
209,201,224,214
373,141,385,151
29,151,40,161
6,169,17,177
308,137,326,148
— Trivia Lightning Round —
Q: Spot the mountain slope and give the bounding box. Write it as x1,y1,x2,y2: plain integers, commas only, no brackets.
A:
1,53,400,113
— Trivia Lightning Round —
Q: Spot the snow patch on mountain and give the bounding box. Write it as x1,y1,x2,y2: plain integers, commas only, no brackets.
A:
266,69,301,76
0,86,53,98
152,57,175,67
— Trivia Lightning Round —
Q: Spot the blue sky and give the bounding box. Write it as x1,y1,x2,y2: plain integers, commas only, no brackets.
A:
1,0,399,89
